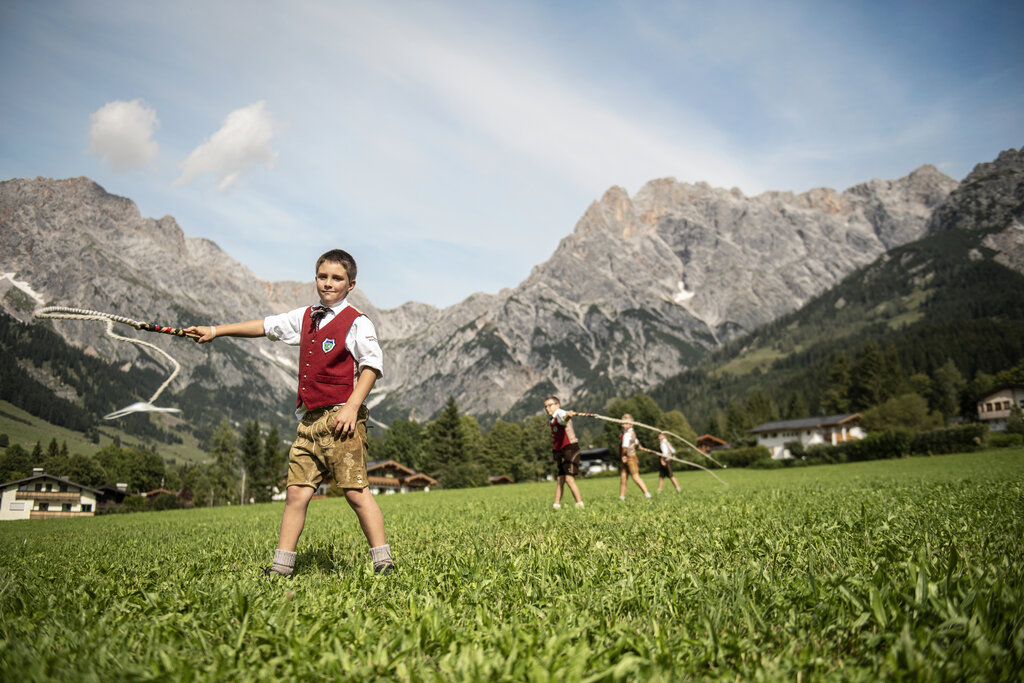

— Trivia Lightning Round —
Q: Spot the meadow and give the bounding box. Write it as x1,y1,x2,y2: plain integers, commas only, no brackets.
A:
1,450,1022,681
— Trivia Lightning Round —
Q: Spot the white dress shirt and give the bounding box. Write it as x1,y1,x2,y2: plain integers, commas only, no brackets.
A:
264,298,383,417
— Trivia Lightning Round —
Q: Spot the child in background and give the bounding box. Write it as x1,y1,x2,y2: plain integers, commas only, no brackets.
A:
657,432,682,493
185,248,394,577
543,396,585,510
619,414,651,500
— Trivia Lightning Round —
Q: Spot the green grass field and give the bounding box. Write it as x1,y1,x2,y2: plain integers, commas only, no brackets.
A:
0,400,208,465
2,450,1022,681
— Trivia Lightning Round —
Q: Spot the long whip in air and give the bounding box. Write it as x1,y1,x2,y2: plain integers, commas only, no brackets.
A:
34,306,199,419
574,411,729,470
637,445,728,487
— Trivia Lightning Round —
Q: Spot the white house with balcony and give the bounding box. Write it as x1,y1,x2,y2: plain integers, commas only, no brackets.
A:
0,471,101,521
976,384,1024,431
749,413,865,459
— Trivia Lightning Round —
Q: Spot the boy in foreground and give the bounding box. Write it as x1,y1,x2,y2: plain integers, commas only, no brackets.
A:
619,414,652,500
543,396,584,509
185,249,394,577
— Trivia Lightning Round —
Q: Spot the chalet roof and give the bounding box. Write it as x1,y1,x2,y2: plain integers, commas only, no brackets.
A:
403,472,438,486
366,459,417,476
697,434,728,445
975,384,1024,402
488,475,514,484
579,447,611,458
142,488,177,498
749,413,861,433
0,472,102,495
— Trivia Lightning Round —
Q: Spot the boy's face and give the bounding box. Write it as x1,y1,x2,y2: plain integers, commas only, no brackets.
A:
315,260,355,307
543,399,560,416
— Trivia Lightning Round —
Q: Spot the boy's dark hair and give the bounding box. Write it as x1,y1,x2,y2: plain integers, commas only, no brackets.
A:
316,249,357,281
545,396,561,405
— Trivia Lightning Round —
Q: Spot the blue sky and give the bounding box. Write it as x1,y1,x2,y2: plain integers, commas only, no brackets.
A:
1,0,1021,310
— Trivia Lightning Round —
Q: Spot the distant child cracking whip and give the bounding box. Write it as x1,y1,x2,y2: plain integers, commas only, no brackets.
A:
543,396,585,510
618,414,652,500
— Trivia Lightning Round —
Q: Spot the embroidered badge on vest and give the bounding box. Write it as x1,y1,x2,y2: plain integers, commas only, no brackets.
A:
322,338,336,353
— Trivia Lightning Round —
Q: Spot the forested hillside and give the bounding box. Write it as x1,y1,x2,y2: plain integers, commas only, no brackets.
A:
650,228,1024,438
650,147,1024,440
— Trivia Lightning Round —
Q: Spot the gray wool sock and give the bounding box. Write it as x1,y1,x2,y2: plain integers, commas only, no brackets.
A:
271,549,296,576
369,544,393,569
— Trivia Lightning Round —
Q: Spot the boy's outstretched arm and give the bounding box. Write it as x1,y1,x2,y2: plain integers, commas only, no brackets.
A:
333,367,381,436
184,320,266,343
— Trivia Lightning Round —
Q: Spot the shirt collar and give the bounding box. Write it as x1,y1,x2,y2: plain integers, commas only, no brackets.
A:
315,298,349,314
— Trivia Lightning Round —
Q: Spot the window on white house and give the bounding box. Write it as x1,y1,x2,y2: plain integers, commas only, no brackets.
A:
81,504,92,513
38,502,49,511
62,503,72,512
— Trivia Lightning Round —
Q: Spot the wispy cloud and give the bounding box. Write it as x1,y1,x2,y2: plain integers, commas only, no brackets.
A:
87,99,159,171
312,2,760,194
175,101,278,192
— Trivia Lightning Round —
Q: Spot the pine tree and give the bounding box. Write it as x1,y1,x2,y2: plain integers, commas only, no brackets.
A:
725,400,751,444
745,391,779,426
883,345,906,399
931,359,966,420
208,419,240,505
784,393,808,420
425,397,464,477
484,420,524,479
239,420,264,503
378,419,425,472
520,415,553,483
849,343,886,410
263,425,284,484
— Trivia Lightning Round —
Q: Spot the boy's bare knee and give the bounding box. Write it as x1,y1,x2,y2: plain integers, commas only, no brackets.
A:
344,487,372,508
285,485,314,507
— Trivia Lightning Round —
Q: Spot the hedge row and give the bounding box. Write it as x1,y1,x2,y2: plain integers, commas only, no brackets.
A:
714,424,991,469
711,445,771,468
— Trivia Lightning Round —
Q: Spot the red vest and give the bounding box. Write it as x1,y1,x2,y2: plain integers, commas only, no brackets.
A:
549,412,577,450
296,306,362,410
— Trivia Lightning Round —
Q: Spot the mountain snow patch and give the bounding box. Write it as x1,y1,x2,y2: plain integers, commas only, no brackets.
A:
1,272,45,305
673,281,695,303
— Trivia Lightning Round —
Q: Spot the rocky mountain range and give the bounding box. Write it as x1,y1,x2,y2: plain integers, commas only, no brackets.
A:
5,149,1021,432
371,164,957,421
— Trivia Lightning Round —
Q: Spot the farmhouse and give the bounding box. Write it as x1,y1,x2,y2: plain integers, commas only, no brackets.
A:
696,434,729,453
750,413,865,459
0,470,101,521
366,459,437,494
579,447,613,475
976,384,1024,432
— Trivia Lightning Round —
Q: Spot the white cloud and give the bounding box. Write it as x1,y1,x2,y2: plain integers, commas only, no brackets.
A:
175,101,277,192
87,99,159,170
